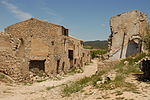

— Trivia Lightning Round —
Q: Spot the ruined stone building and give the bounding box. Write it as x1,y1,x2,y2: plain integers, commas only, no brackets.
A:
68,36,91,68
108,10,149,60
0,18,91,81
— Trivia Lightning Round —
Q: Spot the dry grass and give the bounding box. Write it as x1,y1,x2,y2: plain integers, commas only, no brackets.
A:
62,53,146,96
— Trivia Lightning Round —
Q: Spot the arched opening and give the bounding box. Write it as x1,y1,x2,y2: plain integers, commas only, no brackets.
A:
126,40,140,57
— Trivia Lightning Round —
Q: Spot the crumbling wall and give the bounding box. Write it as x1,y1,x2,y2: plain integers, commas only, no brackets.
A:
68,36,91,68
68,36,81,68
108,10,148,60
0,32,29,81
82,49,91,65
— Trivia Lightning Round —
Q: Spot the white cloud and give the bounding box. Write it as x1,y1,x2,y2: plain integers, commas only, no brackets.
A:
1,0,32,20
41,7,63,24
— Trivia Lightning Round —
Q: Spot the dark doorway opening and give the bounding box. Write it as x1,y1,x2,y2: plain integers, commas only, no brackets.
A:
74,59,77,64
56,60,60,74
68,50,74,68
68,50,73,59
29,60,45,73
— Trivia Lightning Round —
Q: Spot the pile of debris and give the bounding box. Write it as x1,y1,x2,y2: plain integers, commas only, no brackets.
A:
29,69,49,82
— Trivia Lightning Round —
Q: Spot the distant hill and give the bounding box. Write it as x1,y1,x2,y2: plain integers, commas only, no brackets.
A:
83,40,108,49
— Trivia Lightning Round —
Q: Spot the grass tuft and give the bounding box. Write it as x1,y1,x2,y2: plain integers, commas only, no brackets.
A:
0,74,5,79
62,53,146,96
46,86,55,90
63,76,91,96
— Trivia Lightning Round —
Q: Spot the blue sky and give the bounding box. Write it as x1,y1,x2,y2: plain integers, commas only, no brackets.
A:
0,0,150,41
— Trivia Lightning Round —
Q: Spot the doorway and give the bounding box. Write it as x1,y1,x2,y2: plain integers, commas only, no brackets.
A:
56,60,60,74
68,50,74,68
29,60,46,73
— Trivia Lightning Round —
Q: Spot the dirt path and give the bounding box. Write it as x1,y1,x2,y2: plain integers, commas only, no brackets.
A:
0,59,98,100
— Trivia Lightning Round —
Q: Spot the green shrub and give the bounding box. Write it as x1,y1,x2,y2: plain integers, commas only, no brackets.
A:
121,53,146,65
91,49,107,58
116,53,145,74
0,74,5,79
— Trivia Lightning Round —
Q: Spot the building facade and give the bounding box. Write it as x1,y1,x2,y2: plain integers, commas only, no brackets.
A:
0,18,91,81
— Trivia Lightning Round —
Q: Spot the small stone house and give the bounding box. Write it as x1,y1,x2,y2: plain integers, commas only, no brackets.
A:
0,18,91,81
108,10,148,60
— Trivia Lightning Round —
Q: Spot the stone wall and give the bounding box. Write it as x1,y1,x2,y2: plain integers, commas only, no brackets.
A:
0,32,29,81
108,10,148,60
82,49,91,65
2,18,91,81
5,18,70,76
68,36,91,68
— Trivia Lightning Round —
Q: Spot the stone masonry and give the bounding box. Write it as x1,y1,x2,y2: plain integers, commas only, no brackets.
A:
108,10,148,60
0,18,91,81
68,36,91,68
0,32,29,81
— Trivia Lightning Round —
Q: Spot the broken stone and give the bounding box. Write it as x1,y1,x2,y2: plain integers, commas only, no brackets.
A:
96,81,102,85
108,10,148,60
124,61,129,65
97,76,111,85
